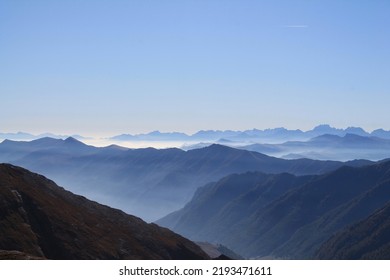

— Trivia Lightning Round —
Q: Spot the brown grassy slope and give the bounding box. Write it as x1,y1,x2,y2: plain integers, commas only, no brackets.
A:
0,164,209,260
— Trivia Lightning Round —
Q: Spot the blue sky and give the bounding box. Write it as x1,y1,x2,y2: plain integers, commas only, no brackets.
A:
1,0,389,136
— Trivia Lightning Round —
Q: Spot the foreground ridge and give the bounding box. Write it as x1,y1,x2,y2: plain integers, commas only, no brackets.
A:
0,164,209,260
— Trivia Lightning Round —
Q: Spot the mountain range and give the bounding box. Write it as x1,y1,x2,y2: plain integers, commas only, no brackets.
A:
238,133,390,161
0,137,372,221
157,160,390,259
3,125,390,162
0,164,209,260
3,125,390,144
1,132,390,259
111,125,390,143
0,132,87,141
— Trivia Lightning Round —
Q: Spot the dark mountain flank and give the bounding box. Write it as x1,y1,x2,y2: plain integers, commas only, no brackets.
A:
316,202,390,259
0,138,372,221
158,172,314,242
158,160,390,259
0,164,209,260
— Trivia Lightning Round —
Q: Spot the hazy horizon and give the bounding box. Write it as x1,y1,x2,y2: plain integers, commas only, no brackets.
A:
1,123,390,138
2,123,390,154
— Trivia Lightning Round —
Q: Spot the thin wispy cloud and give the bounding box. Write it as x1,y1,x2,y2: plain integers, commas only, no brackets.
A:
284,25,309,28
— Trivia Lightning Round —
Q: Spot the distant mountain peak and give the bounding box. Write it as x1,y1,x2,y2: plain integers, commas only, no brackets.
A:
345,126,369,135
205,143,234,151
311,124,340,132
63,137,89,147
148,130,162,135
104,144,128,150
64,136,80,142
313,124,333,129
1,139,16,144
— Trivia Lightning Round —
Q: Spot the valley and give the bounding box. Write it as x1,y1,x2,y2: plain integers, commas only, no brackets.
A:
1,129,390,259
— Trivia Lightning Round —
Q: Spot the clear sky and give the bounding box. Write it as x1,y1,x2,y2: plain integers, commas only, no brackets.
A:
1,0,389,136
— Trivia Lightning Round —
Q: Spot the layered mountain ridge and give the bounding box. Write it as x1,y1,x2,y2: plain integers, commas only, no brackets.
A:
2,125,390,143
110,125,390,142
238,133,390,161
0,138,371,221
158,160,390,259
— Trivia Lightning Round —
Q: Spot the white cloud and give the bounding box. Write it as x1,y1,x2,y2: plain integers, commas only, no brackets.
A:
284,25,309,28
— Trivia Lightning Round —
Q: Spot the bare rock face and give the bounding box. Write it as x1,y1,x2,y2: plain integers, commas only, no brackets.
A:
0,164,209,260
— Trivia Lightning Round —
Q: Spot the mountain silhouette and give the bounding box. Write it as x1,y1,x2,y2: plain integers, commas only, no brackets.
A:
107,125,390,143
3,125,390,144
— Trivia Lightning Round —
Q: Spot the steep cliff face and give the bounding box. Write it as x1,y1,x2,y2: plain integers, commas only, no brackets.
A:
0,164,209,260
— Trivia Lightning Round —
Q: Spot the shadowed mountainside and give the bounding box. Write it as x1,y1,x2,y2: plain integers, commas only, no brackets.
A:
0,164,209,260
316,202,390,259
158,160,390,259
